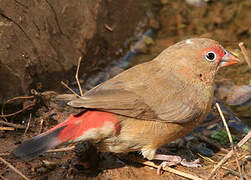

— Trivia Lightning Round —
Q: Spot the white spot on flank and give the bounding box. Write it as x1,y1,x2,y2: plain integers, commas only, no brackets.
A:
141,148,156,160
72,121,116,142
185,39,193,44
80,97,90,100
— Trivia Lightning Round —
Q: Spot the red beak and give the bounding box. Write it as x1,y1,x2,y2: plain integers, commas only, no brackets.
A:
218,49,240,68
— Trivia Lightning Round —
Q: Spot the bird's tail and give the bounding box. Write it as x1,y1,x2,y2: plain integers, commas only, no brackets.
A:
12,111,120,161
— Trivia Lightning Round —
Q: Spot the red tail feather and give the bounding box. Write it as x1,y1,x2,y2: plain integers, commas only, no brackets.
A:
12,111,120,160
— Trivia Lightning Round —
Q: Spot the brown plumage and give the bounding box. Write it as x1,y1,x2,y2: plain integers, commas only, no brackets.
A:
12,38,239,166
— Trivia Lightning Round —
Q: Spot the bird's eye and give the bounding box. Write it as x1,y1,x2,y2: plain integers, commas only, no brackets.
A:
205,51,217,62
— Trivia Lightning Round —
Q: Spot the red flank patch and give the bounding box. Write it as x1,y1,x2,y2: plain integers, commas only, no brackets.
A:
57,111,120,141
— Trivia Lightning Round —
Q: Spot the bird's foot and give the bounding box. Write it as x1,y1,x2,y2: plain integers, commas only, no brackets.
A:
156,161,176,175
154,154,201,175
154,154,181,175
181,158,201,168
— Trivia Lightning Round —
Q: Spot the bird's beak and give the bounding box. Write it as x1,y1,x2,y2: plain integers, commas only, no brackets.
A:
218,49,240,68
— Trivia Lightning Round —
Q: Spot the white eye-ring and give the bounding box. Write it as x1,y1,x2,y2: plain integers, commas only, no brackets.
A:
205,51,217,62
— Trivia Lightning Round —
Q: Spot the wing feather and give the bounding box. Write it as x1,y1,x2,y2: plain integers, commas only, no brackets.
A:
67,62,204,124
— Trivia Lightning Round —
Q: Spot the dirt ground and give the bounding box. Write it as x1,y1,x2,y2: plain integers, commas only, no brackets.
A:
0,0,149,102
0,0,251,179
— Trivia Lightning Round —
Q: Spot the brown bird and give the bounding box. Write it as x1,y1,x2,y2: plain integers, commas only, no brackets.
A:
12,38,239,171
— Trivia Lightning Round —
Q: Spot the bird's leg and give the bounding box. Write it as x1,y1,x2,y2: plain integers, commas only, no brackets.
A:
154,154,181,175
153,154,201,175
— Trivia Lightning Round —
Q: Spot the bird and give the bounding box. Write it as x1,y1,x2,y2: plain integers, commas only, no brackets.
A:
12,38,239,171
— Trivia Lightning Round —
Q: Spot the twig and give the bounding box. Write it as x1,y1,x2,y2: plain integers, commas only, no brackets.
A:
126,156,204,180
1,96,34,121
0,157,30,180
38,118,44,134
217,102,242,122
198,153,215,163
24,113,31,136
239,42,251,69
207,130,251,179
222,166,243,178
75,56,84,96
215,103,234,147
46,146,75,153
215,103,243,180
0,120,26,129
104,24,113,32
0,103,35,118
5,96,34,104
198,154,241,177
60,81,80,98
0,127,15,131
227,154,248,164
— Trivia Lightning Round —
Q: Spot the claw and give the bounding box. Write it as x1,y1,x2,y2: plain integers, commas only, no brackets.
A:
157,161,178,175
153,154,201,175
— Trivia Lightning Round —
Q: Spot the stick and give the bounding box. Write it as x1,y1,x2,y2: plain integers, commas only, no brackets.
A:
215,103,243,179
60,81,80,98
38,118,44,134
75,56,84,96
215,103,234,147
1,96,34,121
222,166,243,178
198,153,215,163
0,120,26,129
198,153,240,176
207,130,251,179
227,154,248,164
5,96,34,104
104,24,113,32
24,113,31,136
239,42,251,69
0,157,30,180
0,127,15,131
126,156,204,180
0,103,34,118
46,146,75,153
217,102,242,122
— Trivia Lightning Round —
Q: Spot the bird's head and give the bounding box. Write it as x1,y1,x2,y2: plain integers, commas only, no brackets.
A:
157,38,240,85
